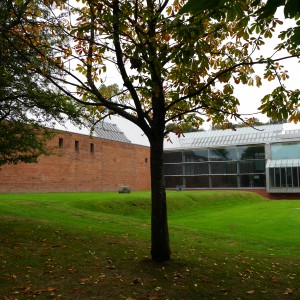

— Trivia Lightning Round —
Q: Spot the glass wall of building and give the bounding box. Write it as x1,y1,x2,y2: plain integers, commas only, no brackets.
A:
271,142,300,160
164,145,266,189
268,142,300,190
268,166,300,188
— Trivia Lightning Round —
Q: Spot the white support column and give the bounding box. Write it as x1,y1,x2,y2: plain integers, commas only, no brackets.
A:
265,143,271,192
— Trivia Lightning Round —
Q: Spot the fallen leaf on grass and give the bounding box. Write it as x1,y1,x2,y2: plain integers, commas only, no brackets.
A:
20,286,31,293
68,268,77,274
80,278,93,284
283,288,294,295
130,277,142,285
246,290,255,294
12,291,20,294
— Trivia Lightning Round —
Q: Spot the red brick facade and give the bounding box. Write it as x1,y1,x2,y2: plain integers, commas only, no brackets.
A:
0,131,151,193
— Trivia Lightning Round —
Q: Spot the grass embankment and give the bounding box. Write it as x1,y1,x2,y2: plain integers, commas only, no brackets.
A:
0,190,299,299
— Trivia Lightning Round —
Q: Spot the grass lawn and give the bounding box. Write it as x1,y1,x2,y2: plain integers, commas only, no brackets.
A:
0,190,299,299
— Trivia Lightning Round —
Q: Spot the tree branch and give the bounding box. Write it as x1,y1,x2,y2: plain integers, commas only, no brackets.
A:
112,0,151,135
166,54,300,111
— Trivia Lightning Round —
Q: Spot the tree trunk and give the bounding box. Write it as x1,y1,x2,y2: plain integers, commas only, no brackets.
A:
150,136,171,261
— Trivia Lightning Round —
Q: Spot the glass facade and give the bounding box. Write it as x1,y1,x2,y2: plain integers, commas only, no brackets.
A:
269,167,300,188
164,145,266,189
268,142,300,189
271,143,300,159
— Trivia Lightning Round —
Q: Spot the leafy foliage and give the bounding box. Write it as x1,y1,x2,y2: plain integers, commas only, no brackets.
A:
0,0,82,165
181,0,300,45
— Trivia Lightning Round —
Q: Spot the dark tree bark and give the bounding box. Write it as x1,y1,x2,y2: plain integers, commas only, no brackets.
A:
150,131,171,261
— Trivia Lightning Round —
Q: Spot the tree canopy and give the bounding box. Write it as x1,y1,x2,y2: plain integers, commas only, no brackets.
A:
181,0,300,45
0,0,82,165
5,0,300,261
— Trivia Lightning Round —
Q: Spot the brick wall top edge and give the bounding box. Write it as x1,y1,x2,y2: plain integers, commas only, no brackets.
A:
53,128,150,149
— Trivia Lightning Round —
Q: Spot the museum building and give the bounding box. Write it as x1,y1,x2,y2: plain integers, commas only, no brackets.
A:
163,123,300,193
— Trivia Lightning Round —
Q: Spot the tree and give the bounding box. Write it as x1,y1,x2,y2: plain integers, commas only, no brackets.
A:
180,0,300,45
7,0,300,261
0,0,82,165
211,117,264,130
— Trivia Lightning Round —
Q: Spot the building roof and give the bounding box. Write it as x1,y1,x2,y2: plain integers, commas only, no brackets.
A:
54,120,131,143
164,123,300,150
92,122,131,143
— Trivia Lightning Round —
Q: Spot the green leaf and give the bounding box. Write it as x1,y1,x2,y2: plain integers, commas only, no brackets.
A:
291,26,300,45
179,0,225,15
251,0,262,7
284,0,300,18
256,0,285,20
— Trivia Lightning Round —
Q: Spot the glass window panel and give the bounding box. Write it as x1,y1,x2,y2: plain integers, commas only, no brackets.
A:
164,152,182,163
271,142,300,159
237,146,265,160
269,168,275,187
211,175,237,187
239,160,265,174
165,176,183,188
275,168,280,187
164,164,183,175
209,148,237,161
281,168,287,187
293,167,299,187
240,174,266,187
286,168,292,187
184,163,209,175
185,176,209,188
210,162,237,174
184,150,208,162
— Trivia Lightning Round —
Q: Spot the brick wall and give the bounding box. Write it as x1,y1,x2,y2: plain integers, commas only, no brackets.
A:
0,131,151,193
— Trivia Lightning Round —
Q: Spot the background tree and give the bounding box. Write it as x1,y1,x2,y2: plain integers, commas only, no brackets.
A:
8,0,300,261
211,117,265,130
0,0,82,165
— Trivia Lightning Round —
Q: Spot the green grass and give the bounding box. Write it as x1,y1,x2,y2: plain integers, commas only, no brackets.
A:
0,190,299,299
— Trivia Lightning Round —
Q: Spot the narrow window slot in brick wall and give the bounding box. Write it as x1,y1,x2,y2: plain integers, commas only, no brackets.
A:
59,138,63,147
90,143,94,153
75,140,79,151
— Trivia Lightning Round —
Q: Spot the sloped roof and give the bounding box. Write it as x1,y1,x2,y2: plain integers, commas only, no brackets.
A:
164,123,300,150
54,120,131,143
92,122,131,143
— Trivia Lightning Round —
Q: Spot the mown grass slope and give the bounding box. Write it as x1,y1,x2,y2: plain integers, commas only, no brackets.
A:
0,190,299,299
